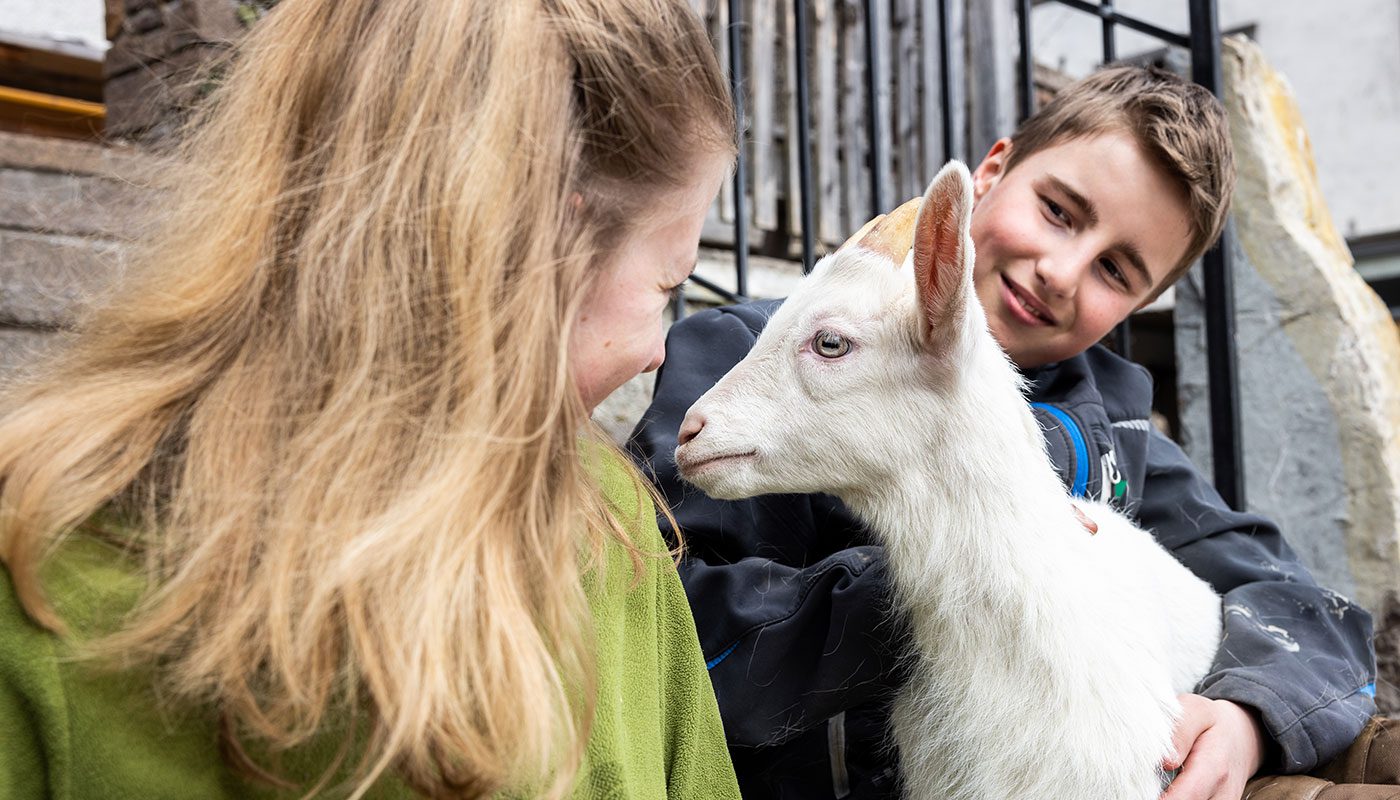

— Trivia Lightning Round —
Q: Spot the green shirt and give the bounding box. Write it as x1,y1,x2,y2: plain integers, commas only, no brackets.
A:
0,454,739,799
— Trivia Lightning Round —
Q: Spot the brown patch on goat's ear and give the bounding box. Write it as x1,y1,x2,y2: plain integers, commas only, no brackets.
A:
840,197,921,266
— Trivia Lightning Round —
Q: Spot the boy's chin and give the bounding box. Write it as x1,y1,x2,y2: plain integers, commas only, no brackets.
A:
983,304,1110,368
1000,332,1088,370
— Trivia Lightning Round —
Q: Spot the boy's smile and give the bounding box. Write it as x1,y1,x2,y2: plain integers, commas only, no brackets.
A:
968,132,1192,368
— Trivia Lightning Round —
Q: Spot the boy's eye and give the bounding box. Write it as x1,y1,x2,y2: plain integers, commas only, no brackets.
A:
1042,197,1071,226
1099,258,1129,288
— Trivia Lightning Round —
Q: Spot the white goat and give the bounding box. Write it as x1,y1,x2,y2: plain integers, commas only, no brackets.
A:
674,162,1222,800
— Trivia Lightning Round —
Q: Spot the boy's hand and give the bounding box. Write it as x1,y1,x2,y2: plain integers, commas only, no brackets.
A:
1159,694,1266,800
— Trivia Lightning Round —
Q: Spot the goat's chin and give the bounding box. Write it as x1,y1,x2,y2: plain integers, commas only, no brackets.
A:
676,453,769,500
685,475,756,501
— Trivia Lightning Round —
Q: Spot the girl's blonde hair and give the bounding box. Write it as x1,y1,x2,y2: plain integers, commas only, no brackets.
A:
0,0,731,796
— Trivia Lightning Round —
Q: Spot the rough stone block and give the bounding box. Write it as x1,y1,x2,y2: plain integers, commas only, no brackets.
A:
176,0,247,45
0,131,152,183
0,168,147,240
0,327,62,386
0,231,125,327
104,43,226,141
106,0,125,40
106,0,241,78
126,5,163,35
1176,36,1400,707
105,25,176,77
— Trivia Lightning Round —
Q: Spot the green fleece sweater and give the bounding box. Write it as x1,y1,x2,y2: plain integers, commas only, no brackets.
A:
0,455,739,799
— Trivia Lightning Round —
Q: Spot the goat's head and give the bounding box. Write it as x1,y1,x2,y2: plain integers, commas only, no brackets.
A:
676,161,1000,500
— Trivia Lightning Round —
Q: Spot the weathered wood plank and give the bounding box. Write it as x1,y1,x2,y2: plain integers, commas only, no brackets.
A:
813,0,842,244
967,0,1017,164
868,0,895,216
784,0,801,238
946,0,969,163
751,0,779,231
893,0,919,201
839,0,869,233
919,0,944,174
692,0,984,258
708,0,735,226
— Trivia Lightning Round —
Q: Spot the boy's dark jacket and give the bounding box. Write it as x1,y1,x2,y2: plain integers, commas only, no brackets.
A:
628,298,1377,799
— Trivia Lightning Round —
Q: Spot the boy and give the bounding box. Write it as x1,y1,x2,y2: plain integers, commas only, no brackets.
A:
628,66,1378,799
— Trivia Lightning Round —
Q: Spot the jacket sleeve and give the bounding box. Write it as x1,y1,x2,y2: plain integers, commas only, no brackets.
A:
1136,428,1376,773
628,306,907,749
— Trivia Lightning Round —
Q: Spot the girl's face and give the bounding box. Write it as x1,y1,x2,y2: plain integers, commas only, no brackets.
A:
572,153,731,411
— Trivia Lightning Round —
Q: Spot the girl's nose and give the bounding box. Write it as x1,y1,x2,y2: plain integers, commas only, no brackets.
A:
643,337,666,374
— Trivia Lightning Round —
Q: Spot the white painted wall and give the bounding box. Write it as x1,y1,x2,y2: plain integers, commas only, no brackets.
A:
1031,0,1400,240
0,0,107,51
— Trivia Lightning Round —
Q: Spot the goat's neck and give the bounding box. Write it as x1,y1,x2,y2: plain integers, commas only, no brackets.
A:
841,351,1075,596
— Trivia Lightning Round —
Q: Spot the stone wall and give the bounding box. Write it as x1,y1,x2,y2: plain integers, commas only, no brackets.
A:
104,0,248,143
0,131,149,376
1175,36,1400,709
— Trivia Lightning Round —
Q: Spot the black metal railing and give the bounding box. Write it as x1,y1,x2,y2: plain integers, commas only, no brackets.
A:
694,0,1244,511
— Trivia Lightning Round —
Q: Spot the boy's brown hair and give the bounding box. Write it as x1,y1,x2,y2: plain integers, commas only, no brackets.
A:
1006,65,1236,297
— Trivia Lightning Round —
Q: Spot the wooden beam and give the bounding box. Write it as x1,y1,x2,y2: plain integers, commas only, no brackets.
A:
0,85,104,140
0,34,104,102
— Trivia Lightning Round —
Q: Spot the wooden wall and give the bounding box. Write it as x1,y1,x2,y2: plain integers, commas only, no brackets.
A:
691,0,1019,261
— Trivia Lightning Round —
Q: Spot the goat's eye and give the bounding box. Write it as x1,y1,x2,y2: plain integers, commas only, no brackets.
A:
812,330,851,358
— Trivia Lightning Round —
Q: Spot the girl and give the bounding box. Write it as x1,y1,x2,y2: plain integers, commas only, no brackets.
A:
0,0,738,797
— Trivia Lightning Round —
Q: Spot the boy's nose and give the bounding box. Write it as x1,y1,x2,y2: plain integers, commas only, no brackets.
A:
1034,255,1080,299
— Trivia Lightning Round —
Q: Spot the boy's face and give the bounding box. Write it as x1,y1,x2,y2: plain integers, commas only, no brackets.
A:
968,132,1192,368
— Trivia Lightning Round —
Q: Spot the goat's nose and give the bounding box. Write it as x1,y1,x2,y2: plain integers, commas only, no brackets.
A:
677,412,705,446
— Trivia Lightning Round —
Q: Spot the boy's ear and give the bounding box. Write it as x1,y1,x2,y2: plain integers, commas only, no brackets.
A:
971,138,1013,201
912,161,975,345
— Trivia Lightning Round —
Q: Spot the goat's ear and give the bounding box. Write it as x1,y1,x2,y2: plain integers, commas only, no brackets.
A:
912,160,975,344
839,197,922,266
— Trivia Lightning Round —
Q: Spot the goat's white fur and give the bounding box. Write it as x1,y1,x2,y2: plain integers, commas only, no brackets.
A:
675,162,1222,800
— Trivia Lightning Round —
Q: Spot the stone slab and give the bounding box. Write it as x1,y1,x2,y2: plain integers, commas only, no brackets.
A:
1176,36,1400,708
0,230,125,327
105,0,243,78
103,43,227,141
0,167,148,240
0,326,61,386
0,130,152,182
